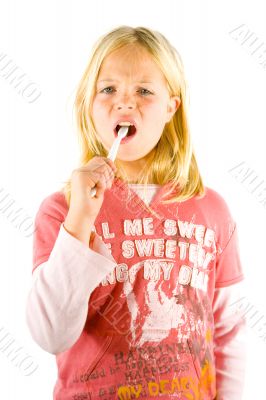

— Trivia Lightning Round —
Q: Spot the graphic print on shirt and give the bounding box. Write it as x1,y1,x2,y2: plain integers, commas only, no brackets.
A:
77,289,216,399
74,216,218,399
101,217,216,288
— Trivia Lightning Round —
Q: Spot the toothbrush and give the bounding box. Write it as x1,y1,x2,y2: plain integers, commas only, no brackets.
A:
90,126,129,197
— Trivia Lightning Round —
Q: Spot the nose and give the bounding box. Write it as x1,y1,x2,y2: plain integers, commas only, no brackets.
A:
114,92,135,110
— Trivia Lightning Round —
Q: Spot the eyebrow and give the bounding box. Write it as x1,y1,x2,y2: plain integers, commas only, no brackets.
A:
98,79,153,84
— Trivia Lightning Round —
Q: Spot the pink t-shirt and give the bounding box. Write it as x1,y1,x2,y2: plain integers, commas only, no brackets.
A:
27,178,246,400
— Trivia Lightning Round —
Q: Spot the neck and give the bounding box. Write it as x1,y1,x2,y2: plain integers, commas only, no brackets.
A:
116,150,156,183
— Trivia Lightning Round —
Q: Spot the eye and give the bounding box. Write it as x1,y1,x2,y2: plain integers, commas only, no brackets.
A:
139,88,153,96
100,86,115,94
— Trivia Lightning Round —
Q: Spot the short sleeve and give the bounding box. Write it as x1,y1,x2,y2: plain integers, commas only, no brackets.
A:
215,223,245,288
32,192,67,273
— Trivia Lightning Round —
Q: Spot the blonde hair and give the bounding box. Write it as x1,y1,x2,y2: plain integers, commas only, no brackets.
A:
60,25,205,210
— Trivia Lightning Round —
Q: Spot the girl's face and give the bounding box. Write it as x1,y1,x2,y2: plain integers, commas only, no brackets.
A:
91,44,180,180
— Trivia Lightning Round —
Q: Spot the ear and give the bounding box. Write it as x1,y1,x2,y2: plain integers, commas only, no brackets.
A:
166,95,181,122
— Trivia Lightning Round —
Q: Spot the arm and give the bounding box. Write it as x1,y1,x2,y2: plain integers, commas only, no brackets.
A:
26,221,117,355
212,279,247,400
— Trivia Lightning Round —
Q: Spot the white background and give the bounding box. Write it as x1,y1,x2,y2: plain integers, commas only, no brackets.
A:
0,0,265,398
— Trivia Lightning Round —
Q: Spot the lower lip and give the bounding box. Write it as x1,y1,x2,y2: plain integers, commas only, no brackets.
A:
113,130,137,144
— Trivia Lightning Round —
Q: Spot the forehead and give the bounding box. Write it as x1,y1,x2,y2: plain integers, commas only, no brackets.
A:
97,45,166,83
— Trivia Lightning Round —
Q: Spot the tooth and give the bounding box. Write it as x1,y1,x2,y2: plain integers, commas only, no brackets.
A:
118,122,132,126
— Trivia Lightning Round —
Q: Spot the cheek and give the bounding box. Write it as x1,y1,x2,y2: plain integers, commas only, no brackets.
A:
94,93,112,105
145,98,165,113
91,98,107,122
153,102,167,120
150,103,168,125
140,101,162,122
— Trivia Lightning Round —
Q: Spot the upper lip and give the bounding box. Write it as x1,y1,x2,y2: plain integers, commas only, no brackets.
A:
113,117,138,132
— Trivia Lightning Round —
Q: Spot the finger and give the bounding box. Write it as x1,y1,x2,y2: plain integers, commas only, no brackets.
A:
102,166,114,189
102,164,112,185
101,167,110,187
108,169,115,188
105,158,117,172
106,165,115,179
94,175,106,197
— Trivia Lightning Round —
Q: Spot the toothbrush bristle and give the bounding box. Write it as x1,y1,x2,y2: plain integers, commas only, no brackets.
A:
118,126,129,138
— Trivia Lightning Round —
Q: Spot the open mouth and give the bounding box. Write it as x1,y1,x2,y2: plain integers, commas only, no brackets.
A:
115,124,137,137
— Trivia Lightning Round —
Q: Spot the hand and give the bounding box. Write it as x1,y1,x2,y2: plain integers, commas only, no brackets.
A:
67,156,117,222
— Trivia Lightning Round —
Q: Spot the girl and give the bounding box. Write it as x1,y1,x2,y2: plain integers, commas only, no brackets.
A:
26,26,246,400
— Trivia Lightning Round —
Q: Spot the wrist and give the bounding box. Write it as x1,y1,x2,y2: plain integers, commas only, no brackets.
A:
65,209,95,227
64,213,95,246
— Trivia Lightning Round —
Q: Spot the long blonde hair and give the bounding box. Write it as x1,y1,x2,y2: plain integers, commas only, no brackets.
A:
60,25,205,208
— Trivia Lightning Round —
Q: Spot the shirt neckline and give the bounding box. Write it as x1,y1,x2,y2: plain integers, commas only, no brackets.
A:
114,177,175,212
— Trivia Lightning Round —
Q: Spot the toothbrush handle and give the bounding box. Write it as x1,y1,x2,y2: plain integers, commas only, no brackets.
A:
107,137,121,161
90,136,121,197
